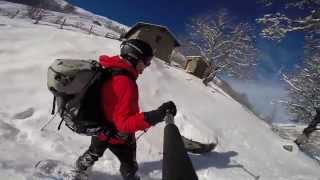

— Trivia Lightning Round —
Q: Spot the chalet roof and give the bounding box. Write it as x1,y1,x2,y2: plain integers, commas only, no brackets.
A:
122,22,180,47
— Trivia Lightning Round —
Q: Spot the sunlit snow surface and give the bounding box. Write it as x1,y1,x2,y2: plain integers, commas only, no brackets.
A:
272,124,320,165
0,15,319,180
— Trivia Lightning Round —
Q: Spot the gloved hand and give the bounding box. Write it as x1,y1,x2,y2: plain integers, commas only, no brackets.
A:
144,101,177,125
158,101,177,116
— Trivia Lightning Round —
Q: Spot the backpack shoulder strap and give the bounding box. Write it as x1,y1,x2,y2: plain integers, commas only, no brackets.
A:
102,68,136,81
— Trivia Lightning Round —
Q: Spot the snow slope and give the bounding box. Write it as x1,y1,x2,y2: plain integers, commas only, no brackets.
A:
0,1,127,37
0,15,319,180
272,124,320,163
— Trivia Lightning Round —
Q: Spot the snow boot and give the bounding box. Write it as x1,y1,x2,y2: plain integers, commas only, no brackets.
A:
71,169,89,180
120,162,140,180
122,173,140,180
76,150,99,170
74,150,99,180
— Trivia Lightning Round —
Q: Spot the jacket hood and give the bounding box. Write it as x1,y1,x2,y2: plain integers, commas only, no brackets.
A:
99,55,139,80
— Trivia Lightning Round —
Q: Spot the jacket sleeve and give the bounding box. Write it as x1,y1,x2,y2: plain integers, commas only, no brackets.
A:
105,76,151,133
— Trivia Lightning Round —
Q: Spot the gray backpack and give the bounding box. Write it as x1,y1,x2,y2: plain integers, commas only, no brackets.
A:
47,59,130,136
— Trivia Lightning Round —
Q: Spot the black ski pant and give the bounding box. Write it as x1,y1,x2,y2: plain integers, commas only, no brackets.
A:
76,136,138,178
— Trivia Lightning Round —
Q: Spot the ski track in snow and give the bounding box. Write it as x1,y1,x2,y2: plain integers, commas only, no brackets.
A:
0,8,320,180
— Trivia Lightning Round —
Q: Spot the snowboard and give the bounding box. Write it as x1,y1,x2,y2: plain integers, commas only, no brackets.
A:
33,159,88,180
182,136,217,154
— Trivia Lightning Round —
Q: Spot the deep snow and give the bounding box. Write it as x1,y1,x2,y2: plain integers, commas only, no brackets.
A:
0,9,319,180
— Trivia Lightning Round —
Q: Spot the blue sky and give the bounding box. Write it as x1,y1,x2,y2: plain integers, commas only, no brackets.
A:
68,0,263,34
67,0,304,80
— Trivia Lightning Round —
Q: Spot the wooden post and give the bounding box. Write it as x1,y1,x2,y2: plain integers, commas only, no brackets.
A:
89,25,94,34
11,10,20,19
60,19,66,29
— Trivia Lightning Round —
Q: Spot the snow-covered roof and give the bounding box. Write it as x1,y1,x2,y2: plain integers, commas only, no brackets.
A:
122,22,180,47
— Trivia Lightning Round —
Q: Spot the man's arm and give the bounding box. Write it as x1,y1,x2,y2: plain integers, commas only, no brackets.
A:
109,76,151,133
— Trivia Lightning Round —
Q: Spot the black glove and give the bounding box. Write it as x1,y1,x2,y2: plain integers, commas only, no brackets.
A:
144,101,177,125
158,101,177,116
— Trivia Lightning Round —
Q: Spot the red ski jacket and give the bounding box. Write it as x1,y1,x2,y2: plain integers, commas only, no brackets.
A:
97,55,151,144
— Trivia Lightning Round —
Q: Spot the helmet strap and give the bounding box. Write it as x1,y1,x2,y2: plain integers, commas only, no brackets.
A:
122,56,138,69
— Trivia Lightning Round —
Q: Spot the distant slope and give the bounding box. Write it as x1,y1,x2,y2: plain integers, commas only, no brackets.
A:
0,0,128,35
4,0,71,13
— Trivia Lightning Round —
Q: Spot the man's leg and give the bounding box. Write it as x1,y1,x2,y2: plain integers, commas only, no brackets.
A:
76,136,109,171
109,142,139,180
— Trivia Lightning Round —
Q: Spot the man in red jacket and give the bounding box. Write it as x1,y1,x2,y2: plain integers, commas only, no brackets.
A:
74,39,177,180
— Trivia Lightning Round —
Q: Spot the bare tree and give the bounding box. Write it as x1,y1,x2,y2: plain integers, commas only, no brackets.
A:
258,0,320,123
257,0,320,41
282,35,320,123
187,9,258,80
33,8,44,24
27,6,46,24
